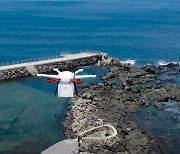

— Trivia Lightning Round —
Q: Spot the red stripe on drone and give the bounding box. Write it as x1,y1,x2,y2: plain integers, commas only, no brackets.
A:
46,78,61,83
46,78,81,84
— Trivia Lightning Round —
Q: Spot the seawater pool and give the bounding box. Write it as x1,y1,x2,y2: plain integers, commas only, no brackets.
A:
0,77,68,153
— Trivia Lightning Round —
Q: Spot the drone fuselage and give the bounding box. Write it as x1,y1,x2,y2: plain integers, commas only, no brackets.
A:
56,71,74,82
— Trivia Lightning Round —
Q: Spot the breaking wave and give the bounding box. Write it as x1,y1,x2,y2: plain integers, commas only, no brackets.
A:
120,59,136,65
158,60,180,66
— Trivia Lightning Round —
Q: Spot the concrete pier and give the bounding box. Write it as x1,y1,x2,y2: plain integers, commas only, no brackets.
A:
41,139,78,154
40,124,118,154
0,52,102,81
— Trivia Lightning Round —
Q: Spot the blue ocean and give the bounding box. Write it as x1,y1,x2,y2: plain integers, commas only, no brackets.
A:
0,0,179,153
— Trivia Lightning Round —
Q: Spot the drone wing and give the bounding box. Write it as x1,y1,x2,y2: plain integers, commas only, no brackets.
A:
74,74,96,79
37,73,59,79
53,68,61,74
75,68,83,74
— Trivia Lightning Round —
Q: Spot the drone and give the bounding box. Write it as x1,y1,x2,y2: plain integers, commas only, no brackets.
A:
36,68,96,97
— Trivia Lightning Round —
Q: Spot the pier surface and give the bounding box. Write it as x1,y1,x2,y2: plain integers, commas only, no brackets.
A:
0,52,101,81
41,139,78,154
0,52,99,71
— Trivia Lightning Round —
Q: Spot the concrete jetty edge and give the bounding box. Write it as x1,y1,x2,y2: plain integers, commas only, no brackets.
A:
0,52,103,81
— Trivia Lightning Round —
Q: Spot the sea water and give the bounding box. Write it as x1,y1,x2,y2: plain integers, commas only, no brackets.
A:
134,101,180,153
0,78,68,153
0,0,179,153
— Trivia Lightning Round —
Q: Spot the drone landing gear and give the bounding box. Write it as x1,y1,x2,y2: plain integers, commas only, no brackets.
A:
73,82,78,95
55,81,60,96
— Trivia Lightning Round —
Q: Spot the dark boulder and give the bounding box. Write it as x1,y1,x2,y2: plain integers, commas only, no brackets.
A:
101,71,115,80
167,62,179,68
140,65,157,74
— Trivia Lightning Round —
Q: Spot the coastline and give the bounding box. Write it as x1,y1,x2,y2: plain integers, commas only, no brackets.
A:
63,60,180,154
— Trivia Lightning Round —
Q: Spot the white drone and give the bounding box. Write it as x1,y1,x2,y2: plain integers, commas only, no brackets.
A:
36,68,96,97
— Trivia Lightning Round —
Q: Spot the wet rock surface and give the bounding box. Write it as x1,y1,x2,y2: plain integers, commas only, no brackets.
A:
63,62,180,154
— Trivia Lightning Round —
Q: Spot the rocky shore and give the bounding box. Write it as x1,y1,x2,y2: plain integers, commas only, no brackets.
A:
63,60,180,154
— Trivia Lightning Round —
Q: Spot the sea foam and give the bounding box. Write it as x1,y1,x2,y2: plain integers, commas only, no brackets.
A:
120,59,136,65
158,60,180,66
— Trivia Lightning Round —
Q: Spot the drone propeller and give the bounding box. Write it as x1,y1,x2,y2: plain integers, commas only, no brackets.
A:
46,78,61,83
